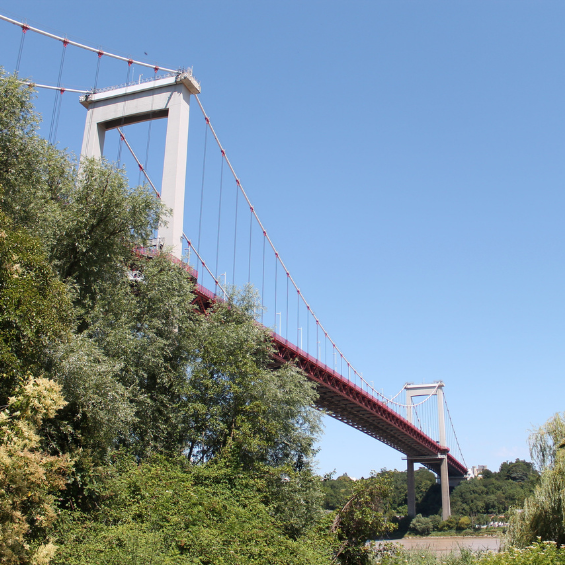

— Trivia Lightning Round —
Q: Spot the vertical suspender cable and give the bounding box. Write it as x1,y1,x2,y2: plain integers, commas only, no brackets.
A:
261,230,266,323
116,62,131,167
49,39,68,144
286,273,289,340
117,61,134,164
248,206,253,284
307,306,310,355
297,289,300,348
140,68,158,185
15,24,28,73
274,254,278,330
232,180,239,284
215,154,224,291
197,123,208,252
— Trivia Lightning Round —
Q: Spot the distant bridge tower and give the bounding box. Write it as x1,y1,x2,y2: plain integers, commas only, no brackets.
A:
405,382,455,521
79,71,200,258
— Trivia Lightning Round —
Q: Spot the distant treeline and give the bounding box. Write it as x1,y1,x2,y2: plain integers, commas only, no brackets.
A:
322,458,538,520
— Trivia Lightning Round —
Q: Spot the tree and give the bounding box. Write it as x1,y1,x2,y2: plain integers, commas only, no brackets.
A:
0,211,72,404
507,413,565,547
331,472,396,565
457,516,472,531
0,71,329,562
183,286,321,470
0,375,71,565
499,459,537,483
322,473,355,511
528,412,565,472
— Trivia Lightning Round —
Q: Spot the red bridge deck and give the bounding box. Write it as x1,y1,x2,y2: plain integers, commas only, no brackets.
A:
192,282,467,478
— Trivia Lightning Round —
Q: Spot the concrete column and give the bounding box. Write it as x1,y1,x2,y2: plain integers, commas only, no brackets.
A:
80,119,105,159
437,384,446,448
407,459,416,518
159,87,191,258
440,455,451,520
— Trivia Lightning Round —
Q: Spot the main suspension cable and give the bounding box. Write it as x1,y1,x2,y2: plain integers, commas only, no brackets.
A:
0,13,182,74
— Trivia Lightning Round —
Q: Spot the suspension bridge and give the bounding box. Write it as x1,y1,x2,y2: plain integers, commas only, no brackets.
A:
1,13,468,519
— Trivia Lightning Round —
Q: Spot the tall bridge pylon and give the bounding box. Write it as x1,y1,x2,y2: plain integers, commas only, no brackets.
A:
405,382,461,520
79,72,200,258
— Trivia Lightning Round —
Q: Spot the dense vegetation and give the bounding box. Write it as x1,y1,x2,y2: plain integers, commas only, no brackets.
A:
1,70,564,565
323,459,538,530
0,71,397,565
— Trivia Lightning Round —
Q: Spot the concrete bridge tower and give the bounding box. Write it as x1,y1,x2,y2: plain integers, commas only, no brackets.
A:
79,71,200,258
405,382,453,521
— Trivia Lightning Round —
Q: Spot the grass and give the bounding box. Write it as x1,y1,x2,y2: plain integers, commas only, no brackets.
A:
369,540,565,565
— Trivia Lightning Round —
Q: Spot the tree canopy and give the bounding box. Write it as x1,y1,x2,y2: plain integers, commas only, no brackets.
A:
507,413,565,547
0,69,335,564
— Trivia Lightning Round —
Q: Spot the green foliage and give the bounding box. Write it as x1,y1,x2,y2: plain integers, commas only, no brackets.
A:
451,461,537,517
332,472,397,565
322,473,355,510
0,71,330,564
362,461,537,525
457,516,472,531
438,515,460,532
46,157,164,310
53,455,334,565
528,412,565,472
80,252,198,458
409,514,433,536
0,375,71,565
499,460,536,483
479,541,565,565
184,286,321,470
429,514,441,531
507,413,565,547
374,542,565,565
0,211,72,403
376,546,480,565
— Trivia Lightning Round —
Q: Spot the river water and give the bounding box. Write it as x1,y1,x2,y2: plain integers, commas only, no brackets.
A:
386,536,502,555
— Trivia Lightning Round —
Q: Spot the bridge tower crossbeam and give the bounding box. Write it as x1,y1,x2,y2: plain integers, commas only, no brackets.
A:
79,72,200,258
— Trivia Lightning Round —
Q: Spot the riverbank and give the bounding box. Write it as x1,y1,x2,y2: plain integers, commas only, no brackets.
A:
388,536,501,555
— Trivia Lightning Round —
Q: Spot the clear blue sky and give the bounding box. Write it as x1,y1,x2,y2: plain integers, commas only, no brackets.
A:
1,0,564,478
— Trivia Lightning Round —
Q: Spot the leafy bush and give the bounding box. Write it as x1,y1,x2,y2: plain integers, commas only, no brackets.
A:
409,514,433,536
377,547,481,564
438,515,459,531
375,542,565,564
457,516,472,531
53,455,335,565
478,540,565,564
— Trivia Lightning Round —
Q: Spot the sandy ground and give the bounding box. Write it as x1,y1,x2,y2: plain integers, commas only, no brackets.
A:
388,536,502,555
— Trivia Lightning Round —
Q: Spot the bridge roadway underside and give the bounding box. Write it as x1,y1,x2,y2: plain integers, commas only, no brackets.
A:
191,285,467,479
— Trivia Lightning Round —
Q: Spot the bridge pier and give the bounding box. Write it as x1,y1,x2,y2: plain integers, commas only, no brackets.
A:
440,456,451,521
406,455,451,520
407,459,416,517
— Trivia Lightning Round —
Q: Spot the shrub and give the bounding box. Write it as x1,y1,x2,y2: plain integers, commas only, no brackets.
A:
457,516,472,531
429,515,441,531
409,514,433,536
478,540,565,564
438,515,459,531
